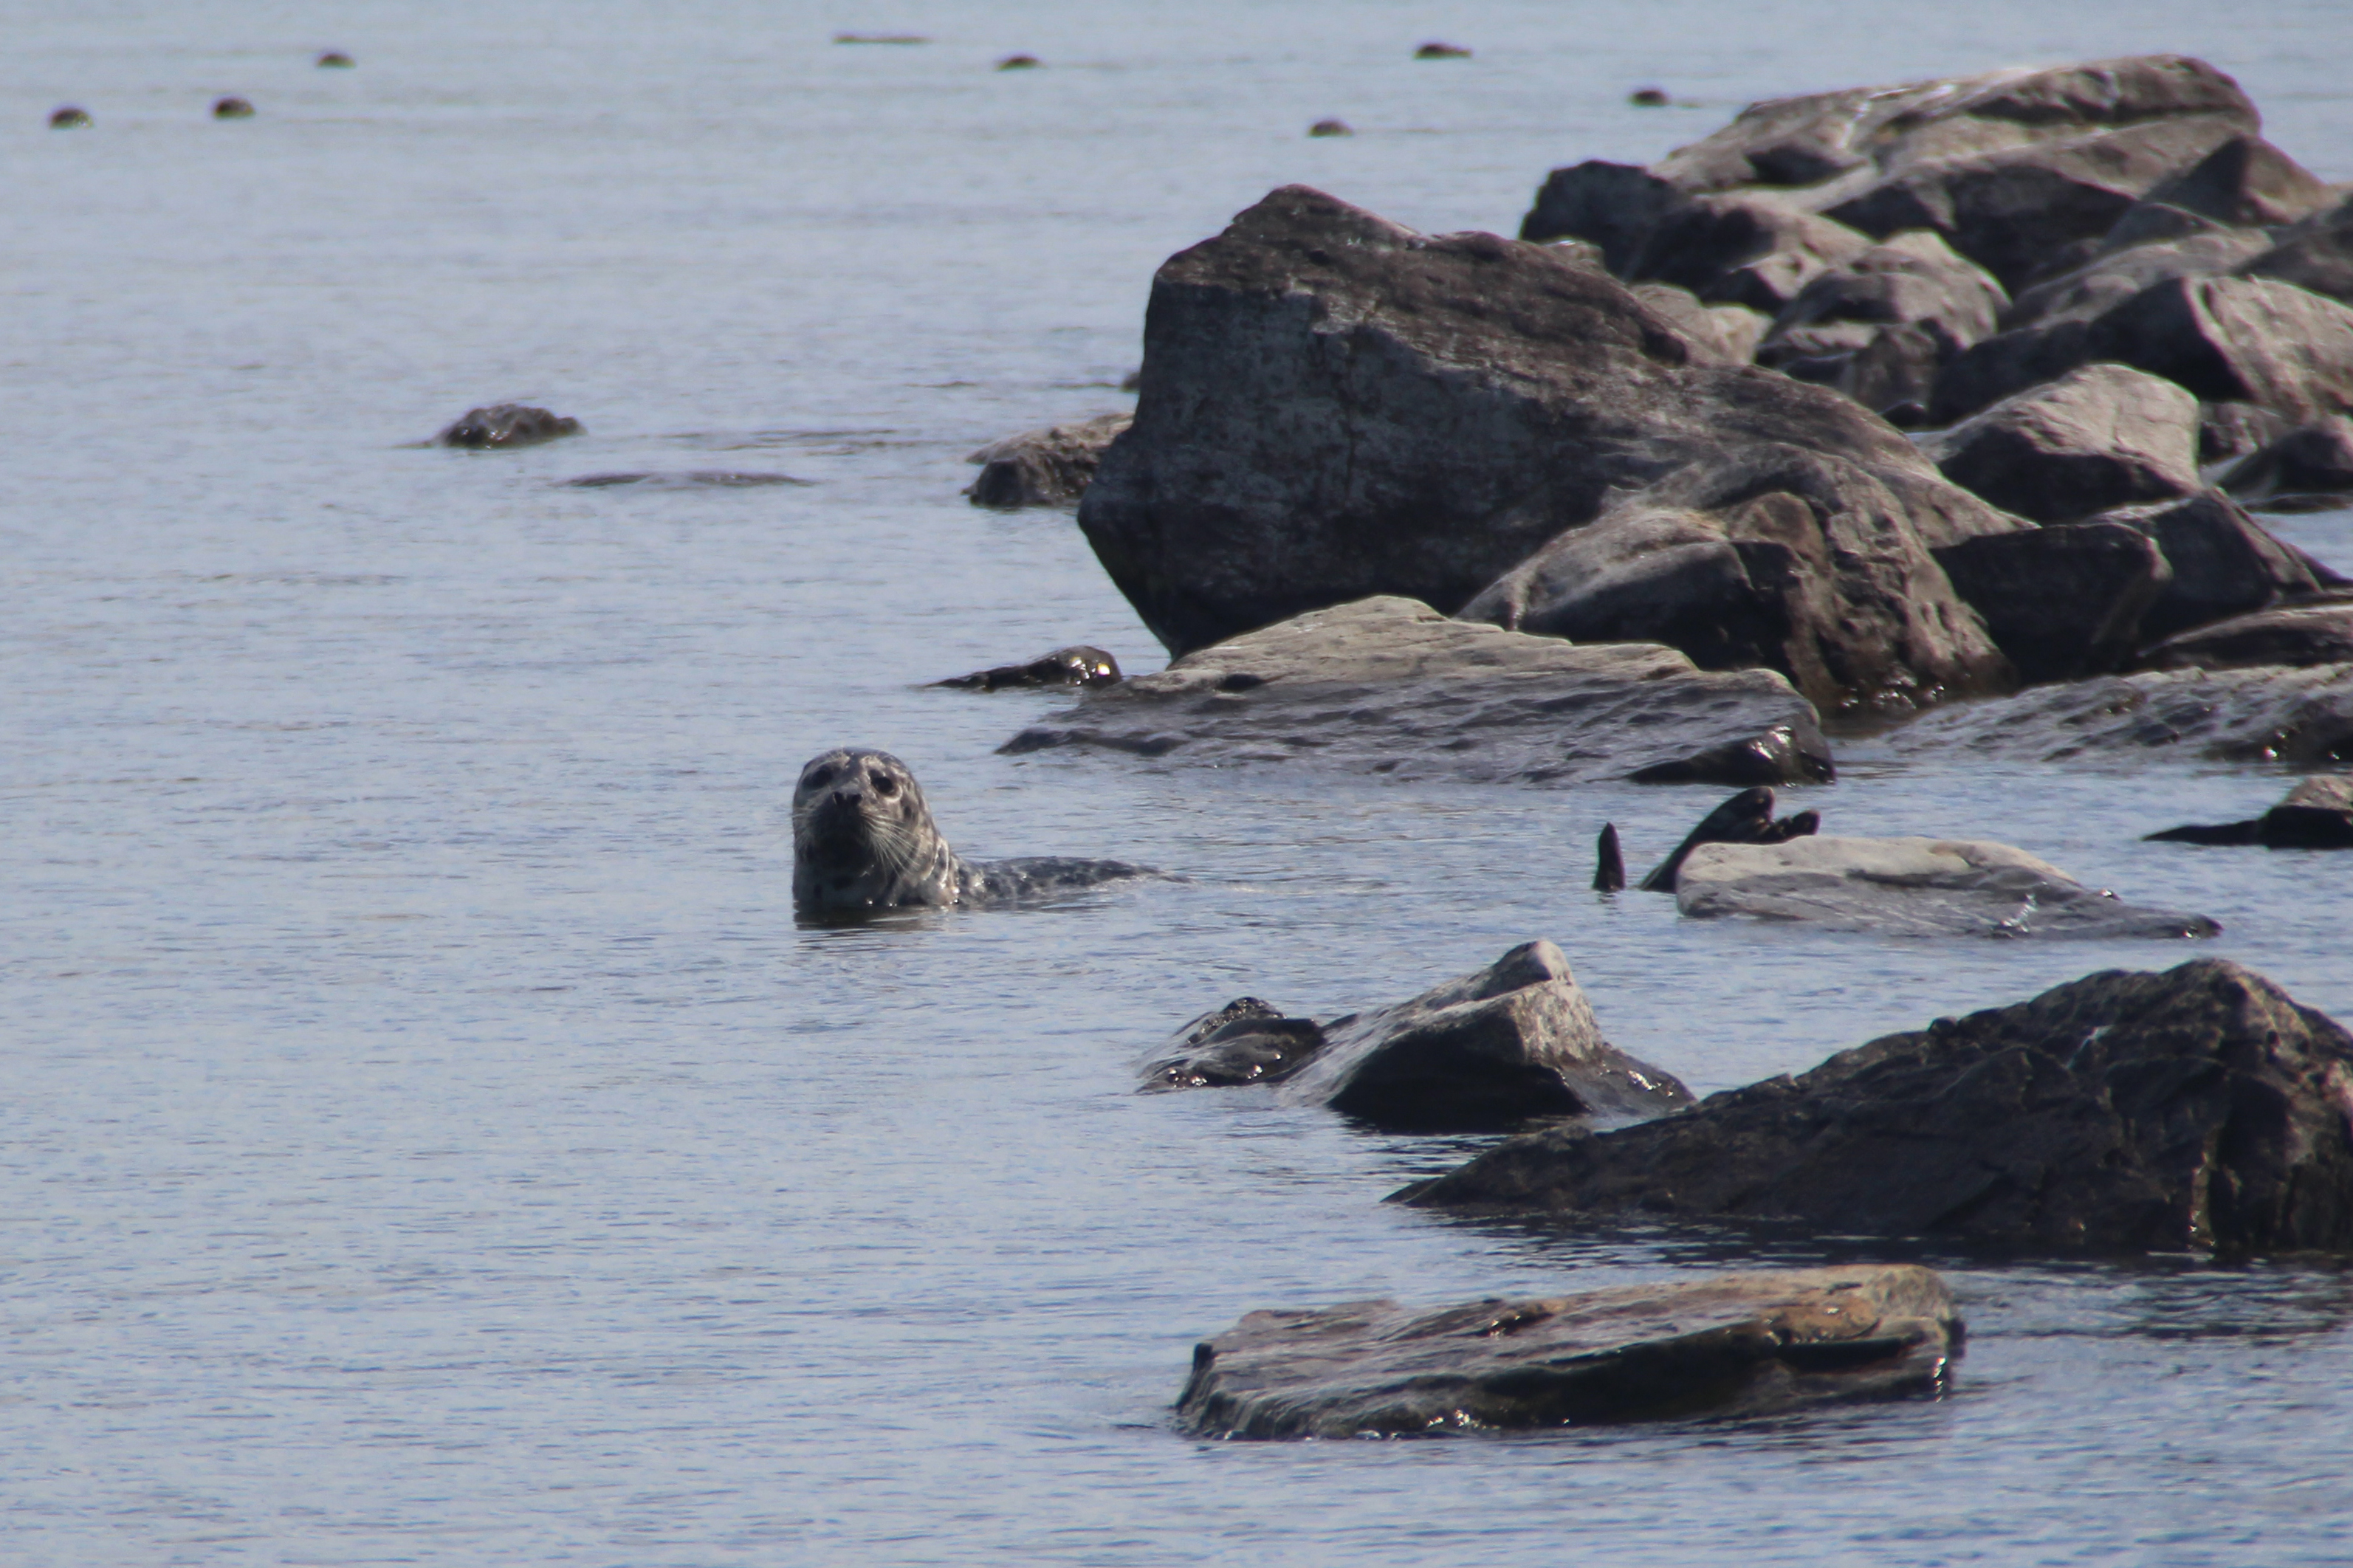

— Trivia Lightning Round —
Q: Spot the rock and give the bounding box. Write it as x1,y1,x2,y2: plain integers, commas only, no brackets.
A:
1000,596,1838,787
2199,402,2296,465
1882,661,2353,767
1079,184,2025,709
2240,196,2353,305
1674,835,2220,938
2087,275,2353,424
316,50,356,67
2081,491,2344,643
2134,598,2353,673
1175,1264,1960,1437
964,412,1131,508
2219,418,2353,508
1927,318,2099,425
2140,134,2336,228
1144,941,1693,1132
212,96,255,120
1629,284,1765,364
1759,231,2008,373
1836,324,1948,420
1920,363,2201,523
1307,118,1353,139
433,403,582,449
2148,773,2353,848
1635,785,1820,892
1457,447,2020,713
932,645,1122,690
1999,230,2271,335
49,106,91,128
1626,193,1875,312
1519,160,1687,271
1931,522,2172,684
995,54,1040,70
1398,958,2353,1255
1414,41,1471,59
1629,87,1670,109
1593,823,1626,891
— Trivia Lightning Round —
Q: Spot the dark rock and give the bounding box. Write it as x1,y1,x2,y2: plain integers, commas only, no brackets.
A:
2000,230,2270,335
1175,1264,1961,1437
1629,87,1670,109
1457,448,2020,714
212,96,254,120
995,54,1040,69
2148,774,2353,848
1883,661,2353,767
1593,824,1625,892
1000,596,1838,788
1760,231,2007,368
1307,118,1353,139
1837,325,1949,419
1928,317,2098,425
2219,417,2353,508
2140,134,2336,228
2086,275,2353,424
433,403,582,449
1636,785,1818,892
964,412,1131,508
932,645,1122,691
1415,41,1472,59
1519,160,1686,272
2199,401,2297,465
1079,184,2024,710
49,106,90,129
2240,196,2353,305
1673,835,2220,938
1934,522,2171,684
1142,998,1327,1088
2134,598,2353,673
1630,284,1766,364
1626,193,1874,313
2084,491,2345,642
1398,958,2353,1256
316,50,356,67
1920,363,2201,523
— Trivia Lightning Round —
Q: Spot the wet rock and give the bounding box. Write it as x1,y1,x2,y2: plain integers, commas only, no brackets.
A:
1414,41,1471,59
1175,1264,1960,1438
2082,491,2345,643
1882,661,2353,768
1142,998,1327,1088
1398,958,2353,1256
2199,402,2297,466
932,644,1122,690
1635,786,1820,893
49,106,91,128
2148,774,2353,847
1079,184,2024,709
1000,596,1837,788
213,96,255,120
2219,418,2353,509
2134,599,2353,673
433,403,582,449
1307,119,1353,139
1674,836,2220,938
1457,447,2020,714
964,412,1130,508
1626,193,1875,313
1932,522,2172,684
1920,364,2201,523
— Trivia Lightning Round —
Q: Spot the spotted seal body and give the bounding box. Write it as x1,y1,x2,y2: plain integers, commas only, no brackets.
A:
791,747,1148,912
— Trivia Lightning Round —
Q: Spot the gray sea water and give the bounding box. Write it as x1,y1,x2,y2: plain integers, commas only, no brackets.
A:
6,1,2353,1562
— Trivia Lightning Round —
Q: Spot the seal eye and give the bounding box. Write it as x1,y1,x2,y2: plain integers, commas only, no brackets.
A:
804,765,834,788
873,773,900,798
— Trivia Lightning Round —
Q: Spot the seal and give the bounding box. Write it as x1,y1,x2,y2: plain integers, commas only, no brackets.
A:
791,747,1150,912
1638,786,1821,893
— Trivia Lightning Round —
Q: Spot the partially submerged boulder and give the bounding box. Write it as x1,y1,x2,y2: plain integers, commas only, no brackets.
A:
2134,599,2353,673
1673,836,2221,938
1398,959,2353,1256
1883,661,2353,766
1142,941,1693,1131
1000,596,1838,787
433,403,581,449
965,412,1131,508
2148,774,2353,847
1920,363,2201,523
1175,1265,1960,1437
932,645,1121,690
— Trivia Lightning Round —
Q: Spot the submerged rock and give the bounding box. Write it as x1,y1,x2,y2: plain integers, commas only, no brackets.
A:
1000,596,1837,787
932,645,1122,691
965,412,1130,508
1398,959,2353,1256
1175,1265,1961,1437
433,403,583,449
1674,836,2221,938
1635,785,1820,893
2148,774,2353,847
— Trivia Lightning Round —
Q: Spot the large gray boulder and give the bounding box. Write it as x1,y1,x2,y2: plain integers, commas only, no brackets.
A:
1076,185,2024,710
1175,1265,1960,1438
1144,940,1694,1132
1920,362,2201,523
1673,835,2219,938
1000,596,1838,787
1883,661,2353,766
1398,959,2353,1256
964,412,1131,508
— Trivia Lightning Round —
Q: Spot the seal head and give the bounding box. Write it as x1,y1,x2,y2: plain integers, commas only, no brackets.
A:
792,748,964,911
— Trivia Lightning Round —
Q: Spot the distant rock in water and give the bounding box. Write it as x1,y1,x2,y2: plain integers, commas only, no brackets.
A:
212,96,255,120
1142,939,1693,1132
965,413,1130,508
2148,774,2353,847
832,32,928,44
1414,42,1471,59
995,54,1041,70
1674,835,2222,938
1176,1264,1961,1437
1307,118,1353,138
561,470,810,489
1628,86,1669,107
49,106,91,129
1398,957,2353,1256
1637,786,1819,892
434,404,583,450
932,645,1121,691
316,51,356,69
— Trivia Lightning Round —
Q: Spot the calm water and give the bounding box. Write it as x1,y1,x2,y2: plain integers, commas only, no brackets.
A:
6,2,2353,1562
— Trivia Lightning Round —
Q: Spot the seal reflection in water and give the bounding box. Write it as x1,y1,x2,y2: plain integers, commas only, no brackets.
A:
791,747,1150,913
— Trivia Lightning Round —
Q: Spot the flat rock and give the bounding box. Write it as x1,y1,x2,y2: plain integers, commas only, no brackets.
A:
1000,596,1837,787
2134,599,2353,673
1920,363,2201,523
966,412,1132,507
2148,772,2353,847
1881,661,2353,766
1674,835,2221,938
1175,1265,1960,1437
1933,521,2173,684
1398,959,2353,1255
1146,941,1693,1131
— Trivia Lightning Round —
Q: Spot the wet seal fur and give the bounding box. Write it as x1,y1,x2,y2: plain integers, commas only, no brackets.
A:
791,747,1150,912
